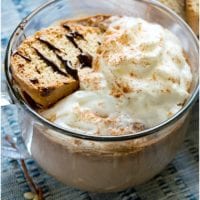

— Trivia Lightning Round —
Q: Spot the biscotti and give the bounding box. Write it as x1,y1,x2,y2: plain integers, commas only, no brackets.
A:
11,35,79,108
11,17,104,108
157,0,185,18
186,0,199,35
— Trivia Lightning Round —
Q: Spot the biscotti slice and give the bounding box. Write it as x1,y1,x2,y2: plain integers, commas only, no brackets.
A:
11,36,79,108
10,16,108,108
158,0,185,18
186,0,199,35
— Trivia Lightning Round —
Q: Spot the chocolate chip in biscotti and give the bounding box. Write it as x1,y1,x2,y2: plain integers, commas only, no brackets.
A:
77,52,93,68
29,78,39,84
40,87,55,97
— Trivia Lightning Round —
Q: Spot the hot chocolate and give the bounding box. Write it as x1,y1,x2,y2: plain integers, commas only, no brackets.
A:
10,14,193,192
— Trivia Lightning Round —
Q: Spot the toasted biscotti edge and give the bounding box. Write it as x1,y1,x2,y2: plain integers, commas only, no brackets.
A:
10,63,79,108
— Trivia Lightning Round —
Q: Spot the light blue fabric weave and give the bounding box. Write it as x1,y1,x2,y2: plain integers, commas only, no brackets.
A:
1,0,199,199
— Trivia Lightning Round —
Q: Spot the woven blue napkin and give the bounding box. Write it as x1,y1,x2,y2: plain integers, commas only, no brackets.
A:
1,0,199,199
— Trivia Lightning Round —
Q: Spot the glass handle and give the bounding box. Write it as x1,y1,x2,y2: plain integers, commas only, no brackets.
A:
1,93,13,106
0,81,14,107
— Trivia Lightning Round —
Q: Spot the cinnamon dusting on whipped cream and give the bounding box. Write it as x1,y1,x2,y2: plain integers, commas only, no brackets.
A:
42,15,192,136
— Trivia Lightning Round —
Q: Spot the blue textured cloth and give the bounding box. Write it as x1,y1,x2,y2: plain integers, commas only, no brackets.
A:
1,0,199,199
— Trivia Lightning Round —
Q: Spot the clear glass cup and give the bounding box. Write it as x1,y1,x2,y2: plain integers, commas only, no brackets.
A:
4,0,199,192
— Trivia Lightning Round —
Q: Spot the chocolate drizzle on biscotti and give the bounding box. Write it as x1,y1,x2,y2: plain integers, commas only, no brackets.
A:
66,33,81,50
37,37,68,62
14,51,31,62
63,25,93,68
71,31,85,40
38,37,62,53
63,24,71,31
65,33,93,68
63,24,85,40
64,60,79,80
36,38,79,80
33,46,68,77
64,24,83,50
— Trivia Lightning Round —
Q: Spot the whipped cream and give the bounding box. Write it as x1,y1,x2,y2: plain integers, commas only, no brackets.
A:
42,16,192,136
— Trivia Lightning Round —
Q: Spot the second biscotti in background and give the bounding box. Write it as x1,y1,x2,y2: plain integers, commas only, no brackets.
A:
157,0,185,18
186,0,199,35
156,0,199,36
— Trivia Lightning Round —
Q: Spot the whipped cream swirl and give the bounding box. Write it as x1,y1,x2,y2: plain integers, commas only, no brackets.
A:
42,16,192,136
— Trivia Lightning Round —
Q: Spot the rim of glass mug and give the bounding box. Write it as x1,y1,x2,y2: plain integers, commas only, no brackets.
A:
4,0,199,142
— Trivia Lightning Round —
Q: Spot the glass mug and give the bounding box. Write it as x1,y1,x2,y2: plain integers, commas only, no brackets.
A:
3,0,199,192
